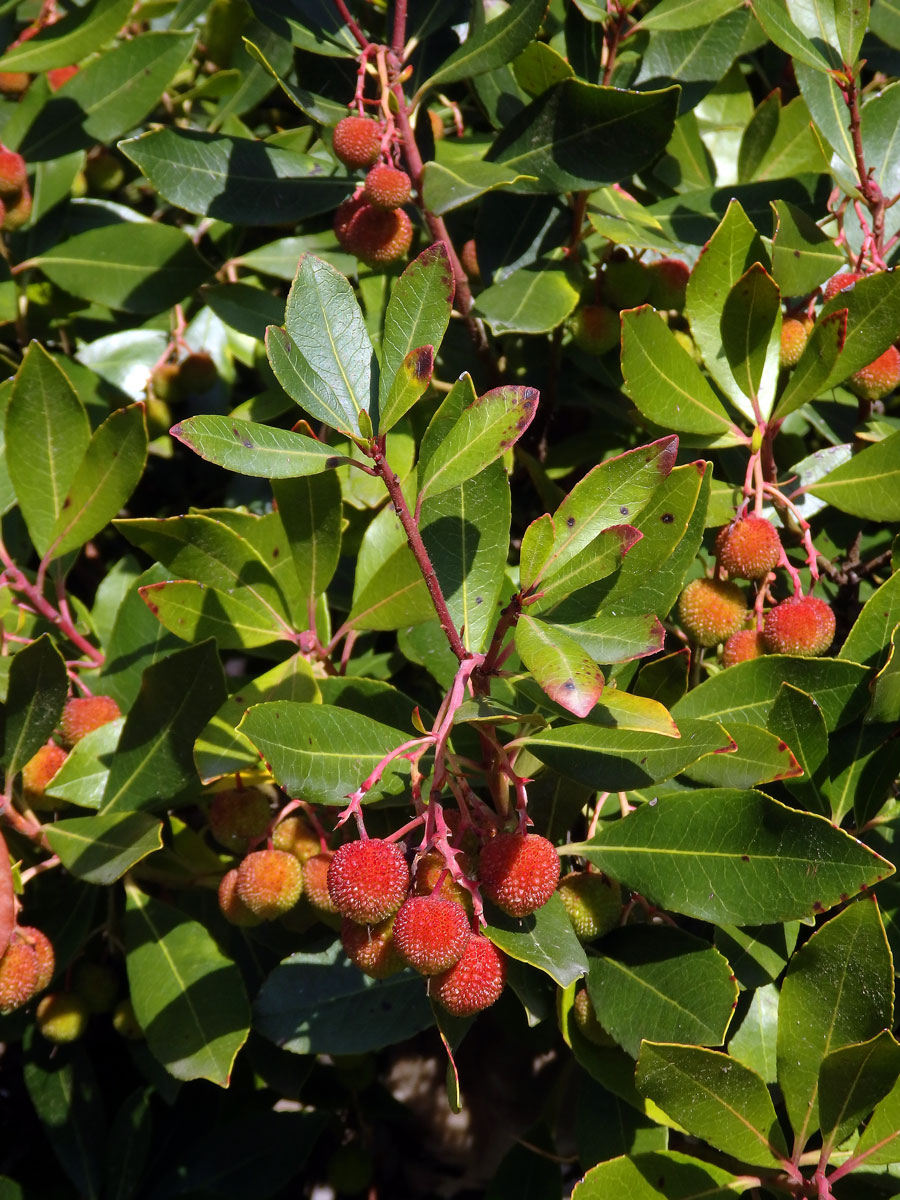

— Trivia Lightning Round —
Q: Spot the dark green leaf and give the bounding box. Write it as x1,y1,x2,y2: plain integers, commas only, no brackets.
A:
2,635,67,781
770,199,844,297
475,264,580,335
483,891,588,987
272,472,342,621
0,0,134,70
820,270,900,391
819,1031,900,1151
684,721,802,788
773,309,846,419
729,983,779,1083
421,158,536,215
767,683,830,814
751,0,836,71
422,0,549,89
23,1044,105,1199
105,1088,153,1200
839,568,900,670
855,1075,900,1166
720,262,781,412
45,811,163,884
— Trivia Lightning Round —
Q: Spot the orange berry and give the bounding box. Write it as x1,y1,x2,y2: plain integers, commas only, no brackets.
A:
47,65,78,90
22,742,67,807
392,895,470,975
413,850,472,908
0,940,39,1014
208,786,270,852
431,935,506,1017
0,72,30,95
715,515,782,581
678,577,747,646
363,165,411,209
645,258,689,312
349,204,414,265
59,695,121,747
570,304,619,355
0,145,26,197
478,832,560,918
780,318,810,368
557,872,621,941
236,849,303,920
327,838,410,926
722,629,767,668
302,852,338,915
17,926,54,993
848,345,900,402
332,116,382,169
823,271,862,302
341,916,404,979
218,868,261,927
763,595,835,657
272,814,320,862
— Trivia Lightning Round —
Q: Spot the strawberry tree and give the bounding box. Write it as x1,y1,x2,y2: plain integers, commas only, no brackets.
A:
1,1,900,1197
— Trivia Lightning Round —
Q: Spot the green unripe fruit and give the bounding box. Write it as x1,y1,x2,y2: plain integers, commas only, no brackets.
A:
148,363,182,404
570,304,620,355
327,1143,374,1195
36,993,89,1043
85,150,125,193
558,872,622,941
573,986,615,1047
73,962,119,1014
208,786,271,852
645,258,689,312
145,396,173,440
272,814,320,863
178,352,218,394
112,998,144,1040
603,255,649,309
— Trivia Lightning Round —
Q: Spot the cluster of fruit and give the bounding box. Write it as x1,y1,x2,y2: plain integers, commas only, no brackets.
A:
678,514,835,663
331,116,414,266
780,272,900,401
0,10,78,97
0,145,32,233
214,788,625,1018
20,694,122,811
571,251,691,356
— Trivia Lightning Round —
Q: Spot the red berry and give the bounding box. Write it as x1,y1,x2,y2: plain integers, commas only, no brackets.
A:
22,741,67,807
557,872,621,941
678,577,747,646
570,305,619,356
392,895,470,975
273,814,320,863
763,595,835,657
236,849,303,920
334,194,366,249
823,271,862,302
208,787,270,851
218,868,261,927
0,72,30,96
0,145,26,197
17,926,54,992
363,165,411,209
327,838,410,925
848,345,900,402
341,916,404,978
780,318,810,368
349,204,414,265
0,940,38,1014
59,695,121,747
722,629,767,668
302,852,338,915
478,832,560,918
645,258,689,312
715,515,782,581
47,65,78,91
332,116,382,169
431,935,506,1017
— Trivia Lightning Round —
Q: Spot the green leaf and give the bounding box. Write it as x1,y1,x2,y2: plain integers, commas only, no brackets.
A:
483,891,588,987
621,306,743,441
867,625,900,725
347,481,431,633
524,718,733,791
861,79,900,208
100,641,227,813
238,702,411,805
99,566,182,710
105,1088,153,1200
820,270,900,391
839,568,900,670
589,690,679,737
31,224,211,315
121,128,351,225
770,199,844,297
773,309,846,419
254,941,433,1054
45,811,163,885
140,580,293,649
685,199,770,421
422,0,549,89
280,254,374,437
475,264,580,335
272,472,342,622
171,415,345,479
421,158,536,215
751,0,836,71
379,243,453,425
23,1045,105,1199
767,683,830,814
2,635,67,782
123,883,250,1086
46,402,148,560
487,80,680,194
715,924,800,990
418,385,538,502
672,656,868,731
720,262,781,414
565,789,892,924
267,326,357,440
378,347,434,434
684,722,802,788
587,926,738,1058
19,32,195,161
520,514,555,592
777,899,894,1147
44,720,123,810
729,983,779,1083
6,343,90,555
515,615,604,718
0,0,134,71
808,432,900,521
531,525,641,616
819,1031,900,1151
855,1075,900,1166
636,7,750,87
638,0,743,30
636,1043,788,1167
573,1151,739,1200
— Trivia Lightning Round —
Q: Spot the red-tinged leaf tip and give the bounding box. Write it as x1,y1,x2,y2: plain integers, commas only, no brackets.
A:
605,523,642,555
548,677,602,719
655,435,679,476
170,422,183,439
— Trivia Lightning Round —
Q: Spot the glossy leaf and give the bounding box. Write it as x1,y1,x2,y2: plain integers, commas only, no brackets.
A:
773,309,846,419
808,432,900,521
121,128,351,225
123,883,250,1086
820,270,900,390
729,983,779,1084
515,615,604,718
475,264,580,335
770,199,844,297
636,1043,788,1168
565,789,892,924
867,625,900,725
751,0,836,71
171,415,347,478
44,720,123,810
855,1075,900,1166
141,579,295,648
587,926,738,1058
483,892,588,987
547,613,666,665
45,811,163,885
272,472,342,622
777,899,894,1146
378,347,434,434
100,641,227,813
100,565,183,709
684,722,801,788
6,343,90,555
238,702,412,804
253,941,433,1054
531,525,641,616
422,0,549,89
348,485,431,633
421,159,536,215
621,306,742,441
720,262,781,414
589,690,679,737
418,385,538,502
839,568,900,670
23,1045,105,1199
2,635,67,781
767,683,830,814
0,0,134,71
573,1151,739,1200
819,1031,900,1151
487,80,679,194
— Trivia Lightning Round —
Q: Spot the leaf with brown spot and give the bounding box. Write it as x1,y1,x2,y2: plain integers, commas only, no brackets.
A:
515,614,603,718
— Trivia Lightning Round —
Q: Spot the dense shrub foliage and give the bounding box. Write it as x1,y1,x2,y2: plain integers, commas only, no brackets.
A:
1,0,900,1196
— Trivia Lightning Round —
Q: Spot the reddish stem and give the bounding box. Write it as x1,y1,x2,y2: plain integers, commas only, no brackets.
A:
0,551,103,666
333,0,369,51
